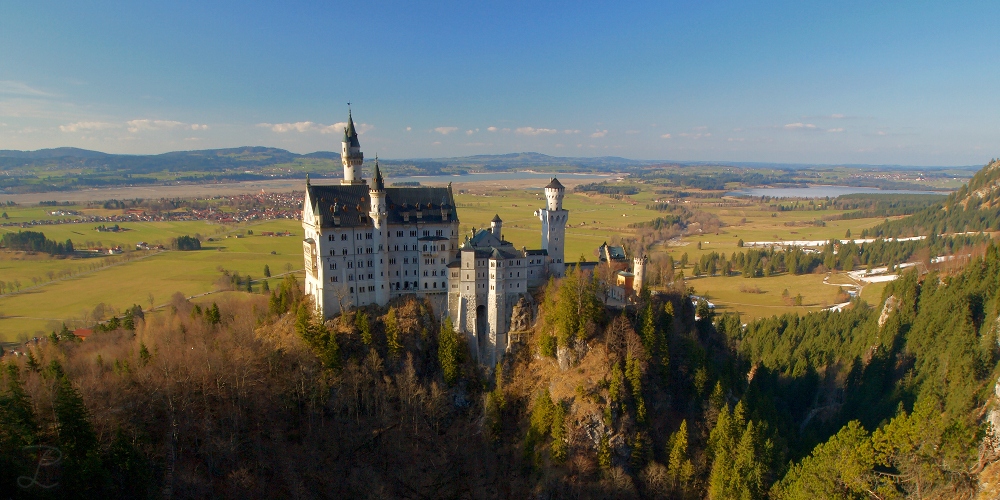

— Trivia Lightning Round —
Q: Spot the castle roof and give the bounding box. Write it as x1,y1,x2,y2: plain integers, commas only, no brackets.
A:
306,183,457,228
545,177,565,190
491,214,502,223
345,110,361,148
371,160,385,191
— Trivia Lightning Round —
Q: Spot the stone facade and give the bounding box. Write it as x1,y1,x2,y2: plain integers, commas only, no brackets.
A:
303,110,568,365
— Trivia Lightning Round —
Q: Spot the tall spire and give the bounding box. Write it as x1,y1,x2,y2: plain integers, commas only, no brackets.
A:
346,109,359,146
372,155,384,191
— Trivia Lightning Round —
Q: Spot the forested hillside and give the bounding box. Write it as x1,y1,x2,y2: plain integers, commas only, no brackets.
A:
867,158,1000,237
3,163,1000,498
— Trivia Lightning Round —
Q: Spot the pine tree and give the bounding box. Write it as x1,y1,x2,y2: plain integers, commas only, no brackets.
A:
437,317,461,385
206,302,221,325
385,308,402,356
0,363,39,494
550,401,567,463
263,264,271,277
667,420,694,494
51,361,107,494
357,311,372,345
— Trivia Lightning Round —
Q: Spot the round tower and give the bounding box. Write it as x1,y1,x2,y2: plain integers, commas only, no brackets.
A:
545,177,565,210
341,109,365,185
490,214,503,239
539,177,568,277
369,159,389,305
633,255,648,294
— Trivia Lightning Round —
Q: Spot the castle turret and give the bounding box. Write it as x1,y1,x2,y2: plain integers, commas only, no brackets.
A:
491,214,503,239
369,159,389,305
341,109,365,185
633,254,648,295
537,177,568,277
487,248,506,367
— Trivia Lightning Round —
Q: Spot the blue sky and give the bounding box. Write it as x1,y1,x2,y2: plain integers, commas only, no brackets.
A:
1,1,998,166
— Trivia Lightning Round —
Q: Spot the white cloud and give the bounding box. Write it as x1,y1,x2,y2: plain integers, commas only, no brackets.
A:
784,122,817,130
434,126,458,135
877,131,886,136
693,125,709,131
830,113,845,119
466,129,475,135
590,130,608,138
661,133,672,139
625,130,640,135
728,137,746,142
515,127,557,136
431,141,442,146
184,137,202,142
563,129,580,134
190,124,208,131
59,121,118,132
679,132,711,139
0,81,55,97
487,126,498,132
827,128,844,133
259,121,371,135
406,126,412,131
127,119,184,133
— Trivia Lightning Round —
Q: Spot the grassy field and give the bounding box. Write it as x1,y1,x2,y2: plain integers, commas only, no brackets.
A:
0,184,909,342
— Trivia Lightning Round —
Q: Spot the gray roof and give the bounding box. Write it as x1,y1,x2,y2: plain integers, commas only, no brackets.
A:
345,110,360,148
491,214,502,223
307,184,457,228
545,177,565,190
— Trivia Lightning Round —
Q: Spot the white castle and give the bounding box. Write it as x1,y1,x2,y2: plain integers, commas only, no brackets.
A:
302,110,568,365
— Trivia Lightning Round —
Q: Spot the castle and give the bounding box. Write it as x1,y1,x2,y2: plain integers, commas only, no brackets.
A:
302,110,568,365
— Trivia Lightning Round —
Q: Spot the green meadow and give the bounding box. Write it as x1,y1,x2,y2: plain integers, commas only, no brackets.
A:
1,186,902,342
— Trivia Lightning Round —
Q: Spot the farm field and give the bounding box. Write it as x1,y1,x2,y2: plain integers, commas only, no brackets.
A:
1,184,917,342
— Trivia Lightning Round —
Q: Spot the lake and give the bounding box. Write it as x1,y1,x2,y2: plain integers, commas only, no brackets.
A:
726,185,949,198
386,171,613,186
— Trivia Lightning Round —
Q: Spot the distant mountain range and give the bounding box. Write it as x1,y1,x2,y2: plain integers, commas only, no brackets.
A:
0,146,979,195
0,147,975,172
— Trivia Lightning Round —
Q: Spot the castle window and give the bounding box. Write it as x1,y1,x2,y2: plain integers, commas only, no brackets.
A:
330,263,337,270
356,233,361,240
396,271,399,276
424,283,428,289
368,274,373,280
466,286,470,290
331,276,339,283
366,232,372,240
394,245,399,251
396,282,400,289
410,230,417,237
442,281,446,288
347,261,353,269
368,260,373,267
423,271,428,276
328,235,334,241
432,270,437,276
422,230,429,237
423,244,428,251
440,258,446,264
342,248,348,255
435,230,443,236
350,287,354,293
433,282,437,288
397,231,403,237
341,234,348,241
329,250,334,256
389,258,395,265
348,275,354,281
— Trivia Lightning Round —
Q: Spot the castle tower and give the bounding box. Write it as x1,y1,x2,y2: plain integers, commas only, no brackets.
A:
341,109,365,185
490,214,503,239
487,248,506,367
633,254,648,295
537,177,568,277
369,159,389,305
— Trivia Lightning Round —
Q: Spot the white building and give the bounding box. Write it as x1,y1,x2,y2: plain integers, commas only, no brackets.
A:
303,110,569,365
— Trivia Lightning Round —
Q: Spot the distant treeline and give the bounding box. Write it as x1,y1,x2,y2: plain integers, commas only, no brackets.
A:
1,230,74,255
172,235,202,251
685,233,990,278
574,182,639,196
832,193,947,219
